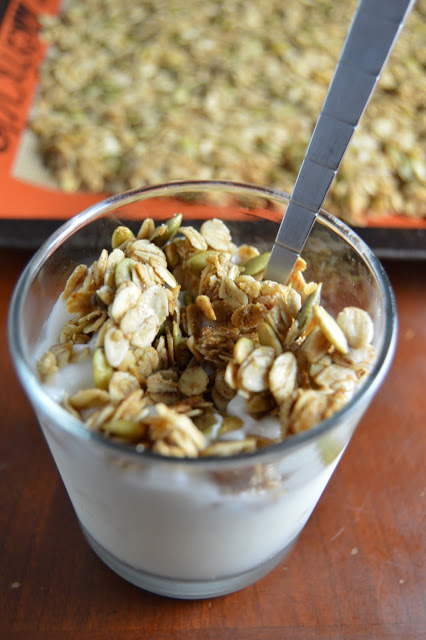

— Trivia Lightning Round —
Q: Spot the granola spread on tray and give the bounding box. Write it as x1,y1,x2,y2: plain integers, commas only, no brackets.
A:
37,215,375,457
30,0,425,223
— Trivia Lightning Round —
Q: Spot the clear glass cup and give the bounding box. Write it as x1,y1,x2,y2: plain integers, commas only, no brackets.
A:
8,180,397,599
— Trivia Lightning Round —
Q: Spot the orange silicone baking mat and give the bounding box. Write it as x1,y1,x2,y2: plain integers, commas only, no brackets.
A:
0,0,425,257
0,0,109,220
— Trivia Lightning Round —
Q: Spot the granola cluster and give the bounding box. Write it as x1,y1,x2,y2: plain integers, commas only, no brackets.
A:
37,215,375,457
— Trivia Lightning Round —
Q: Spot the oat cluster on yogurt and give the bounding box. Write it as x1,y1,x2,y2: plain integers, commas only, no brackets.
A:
37,214,375,457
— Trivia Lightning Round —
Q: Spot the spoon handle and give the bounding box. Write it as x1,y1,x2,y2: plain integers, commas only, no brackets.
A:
265,0,415,283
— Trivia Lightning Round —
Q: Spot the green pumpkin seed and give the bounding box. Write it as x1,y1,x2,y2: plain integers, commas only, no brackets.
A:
296,283,322,335
137,218,155,239
247,392,275,415
156,322,166,339
313,304,349,354
185,250,217,276
111,225,134,249
218,416,243,436
194,412,217,437
172,320,183,346
242,252,271,276
258,321,283,356
114,257,135,288
93,347,114,390
151,213,183,247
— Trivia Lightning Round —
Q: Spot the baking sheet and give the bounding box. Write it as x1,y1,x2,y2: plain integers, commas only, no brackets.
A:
0,0,424,258
1,218,425,261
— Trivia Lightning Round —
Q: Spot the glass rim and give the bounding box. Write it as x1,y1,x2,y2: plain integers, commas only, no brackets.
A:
8,179,398,468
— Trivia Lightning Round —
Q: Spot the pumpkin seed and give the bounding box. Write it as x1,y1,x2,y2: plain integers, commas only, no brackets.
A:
172,320,183,346
194,412,217,437
115,257,136,288
93,347,114,390
156,322,166,339
218,416,243,436
258,321,282,356
163,242,179,269
136,218,155,239
314,305,349,354
111,225,134,249
151,213,183,247
242,252,270,276
296,283,322,335
185,250,217,276
284,283,322,345
247,392,276,415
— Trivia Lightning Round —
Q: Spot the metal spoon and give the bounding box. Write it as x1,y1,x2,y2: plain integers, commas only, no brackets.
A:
264,0,415,283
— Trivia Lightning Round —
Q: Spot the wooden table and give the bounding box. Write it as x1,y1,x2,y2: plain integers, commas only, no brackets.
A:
1,250,424,640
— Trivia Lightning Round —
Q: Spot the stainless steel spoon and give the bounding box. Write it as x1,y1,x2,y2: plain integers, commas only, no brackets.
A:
264,0,415,283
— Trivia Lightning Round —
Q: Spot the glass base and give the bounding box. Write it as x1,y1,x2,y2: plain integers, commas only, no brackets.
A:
80,523,297,599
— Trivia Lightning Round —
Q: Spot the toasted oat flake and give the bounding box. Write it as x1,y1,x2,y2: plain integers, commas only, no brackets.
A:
237,346,275,393
290,390,330,433
109,371,141,403
68,388,110,410
62,264,88,301
147,404,206,457
201,219,233,251
179,226,208,252
104,327,130,368
196,294,217,322
201,439,257,457
269,352,298,405
299,326,330,364
231,303,266,330
178,366,209,397
50,342,73,368
140,285,170,324
37,350,58,382
312,363,358,393
337,307,374,348
219,277,248,309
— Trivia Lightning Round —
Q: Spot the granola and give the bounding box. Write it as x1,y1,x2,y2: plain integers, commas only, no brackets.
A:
37,215,376,457
30,0,425,223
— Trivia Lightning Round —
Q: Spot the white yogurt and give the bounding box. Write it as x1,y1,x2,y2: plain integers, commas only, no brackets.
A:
35,293,347,585
41,417,342,581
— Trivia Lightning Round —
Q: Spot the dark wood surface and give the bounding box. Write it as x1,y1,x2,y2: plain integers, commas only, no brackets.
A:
1,250,425,640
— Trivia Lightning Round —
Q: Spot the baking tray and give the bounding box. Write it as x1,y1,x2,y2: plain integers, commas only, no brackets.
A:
1,217,425,261
0,0,424,258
